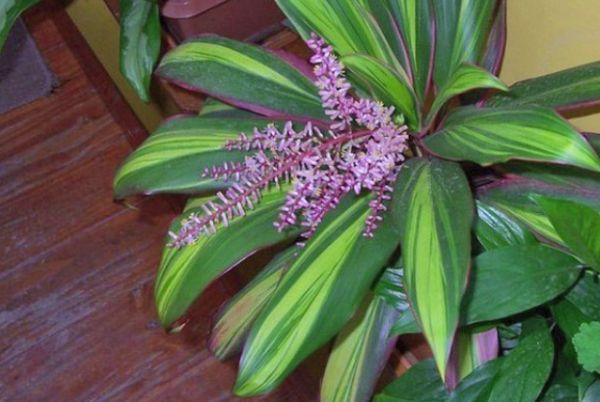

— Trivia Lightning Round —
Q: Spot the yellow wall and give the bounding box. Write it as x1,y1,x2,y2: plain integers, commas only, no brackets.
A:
501,0,600,132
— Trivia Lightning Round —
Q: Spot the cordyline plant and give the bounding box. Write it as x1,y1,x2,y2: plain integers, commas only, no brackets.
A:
115,1,600,401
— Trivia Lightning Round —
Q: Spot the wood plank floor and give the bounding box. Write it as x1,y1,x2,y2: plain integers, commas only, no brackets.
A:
0,3,322,401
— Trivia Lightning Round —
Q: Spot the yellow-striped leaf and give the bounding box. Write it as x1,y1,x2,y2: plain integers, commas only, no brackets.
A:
342,54,420,129
119,0,160,102
157,36,325,120
425,106,600,172
426,64,508,125
537,197,600,272
488,61,600,111
234,195,400,396
433,0,497,87
321,294,399,402
0,0,39,51
479,177,600,245
276,0,400,69
113,116,271,198
391,158,474,379
209,248,296,360
154,187,300,328
362,0,435,101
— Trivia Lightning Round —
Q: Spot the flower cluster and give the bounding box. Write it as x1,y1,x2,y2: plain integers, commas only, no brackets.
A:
169,34,409,248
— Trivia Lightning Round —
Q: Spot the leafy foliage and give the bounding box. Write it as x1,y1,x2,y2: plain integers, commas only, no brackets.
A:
106,0,600,400
573,322,600,373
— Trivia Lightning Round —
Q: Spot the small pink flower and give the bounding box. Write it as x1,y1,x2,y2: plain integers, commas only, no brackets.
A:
170,34,408,247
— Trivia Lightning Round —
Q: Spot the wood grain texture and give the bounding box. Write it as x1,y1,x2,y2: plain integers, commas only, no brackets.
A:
0,3,322,401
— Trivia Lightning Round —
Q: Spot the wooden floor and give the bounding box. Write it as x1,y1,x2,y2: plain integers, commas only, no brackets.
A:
0,3,322,401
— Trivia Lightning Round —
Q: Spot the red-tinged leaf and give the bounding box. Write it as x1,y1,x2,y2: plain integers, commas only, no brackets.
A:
157,36,326,120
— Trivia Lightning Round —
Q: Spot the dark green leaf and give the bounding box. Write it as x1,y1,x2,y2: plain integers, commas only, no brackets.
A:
488,61,600,111
157,36,325,119
448,358,503,402
486,317,554,402
374,266,409,312
154,187,299,328
374,359,447,402
462,244,581,324
425,106,600,172
119,0,161,102
209,248,296,360
392,158,473,377
537,197,600,272
113,117,271,198
234,196,400,396
0,0,40,51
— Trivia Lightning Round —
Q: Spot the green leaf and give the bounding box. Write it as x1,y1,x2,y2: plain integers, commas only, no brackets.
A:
566,273,600,321
462,244,581,324
479,177,600,245
321,294,399,402
276,0,400,69
390,312,420,337
342,54,420,130
364,0,434,101
488,61,600,111
537,197,600,272
154,187,299,328
0,0,39,51
486,317,554,402
551,298,594,341
198,98,258,119
392,158,473,378
432,0,497,87
480,0,506,76
573,322,600,373
425,106,600,172
157,36,325,120
119,0,160,102
374,266,409,312
474,200,537,251
234,195,400,396
448,358,503,402
209,248,296,360
113,117,271,198
380,319,553,402
374,359,447,402
427,64,508,125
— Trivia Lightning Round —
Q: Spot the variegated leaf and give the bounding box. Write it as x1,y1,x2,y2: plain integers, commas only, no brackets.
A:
392,158,473,379
425,106,600,172
157,36,325,120
155,187,299,328
0,0,39,51
234,195,400,396
113,116,271,198
209,248,296,359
